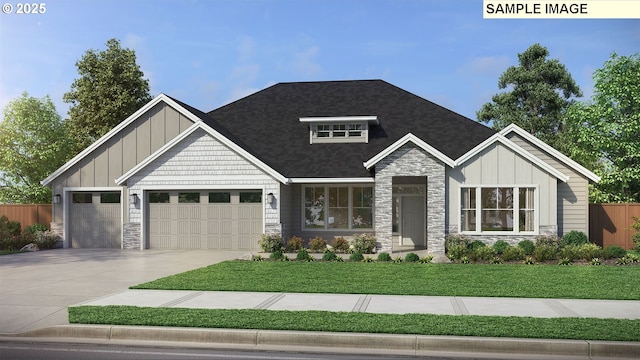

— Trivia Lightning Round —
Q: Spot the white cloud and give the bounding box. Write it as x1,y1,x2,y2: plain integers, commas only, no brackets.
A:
293,46,322,77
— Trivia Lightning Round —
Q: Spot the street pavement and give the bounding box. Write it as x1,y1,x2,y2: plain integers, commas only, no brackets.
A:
1,248,639,359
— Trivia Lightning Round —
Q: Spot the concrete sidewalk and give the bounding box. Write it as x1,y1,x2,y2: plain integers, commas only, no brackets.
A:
76,289,640,319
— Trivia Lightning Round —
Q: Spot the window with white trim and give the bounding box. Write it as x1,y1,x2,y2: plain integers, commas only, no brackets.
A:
304,185,373,230
460,186,535,233
310,123,368,143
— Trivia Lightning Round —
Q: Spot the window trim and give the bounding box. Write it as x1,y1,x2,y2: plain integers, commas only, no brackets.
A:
459,185,539,235
302,184,374,231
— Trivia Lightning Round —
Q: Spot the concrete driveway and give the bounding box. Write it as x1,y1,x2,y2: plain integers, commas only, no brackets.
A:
0,248,245,334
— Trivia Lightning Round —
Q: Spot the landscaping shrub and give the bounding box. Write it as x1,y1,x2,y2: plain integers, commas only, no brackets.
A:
471,246,496,261
331,237,350,253
392,256,403,263
362,256,374,263
0,235,32,251
492,240,510,255
308,237,327,252
270,249,284,261
0,216,21,238
32,230,59,249
351,233,376,254
603,245,627,259
633,233,640,252
444,234,470,253
404,252,420,262
559,245,581,261
419,255,434,264
535,235,561,250
579,243,602,261
285,236,303,252
447,244,467,260
24,223,48,234
558,257,572,266
533,244,557,262
518,240,535,255
252,254,264,261
258,234,282,253
560,230,589,248
591,258,602,266
489,256,502,264
501,246,525,261
377,252,392,262
322,250,338,261
349,252,364,262
523,256,535,265
468,240,486,251
296,248,312,261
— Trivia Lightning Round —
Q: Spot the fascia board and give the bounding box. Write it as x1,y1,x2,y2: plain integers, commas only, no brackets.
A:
289,178,375,183
363,133,455,169
41,94,201,186
500,124,601,183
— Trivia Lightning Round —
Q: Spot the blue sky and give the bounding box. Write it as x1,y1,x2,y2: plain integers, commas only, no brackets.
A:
0,0,638,122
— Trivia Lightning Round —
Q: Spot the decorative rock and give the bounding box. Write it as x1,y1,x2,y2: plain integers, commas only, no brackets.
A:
20,243,39,252
239,252,254,261
431,253,451,264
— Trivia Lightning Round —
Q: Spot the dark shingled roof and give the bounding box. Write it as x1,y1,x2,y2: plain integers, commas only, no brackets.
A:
201,80,495,178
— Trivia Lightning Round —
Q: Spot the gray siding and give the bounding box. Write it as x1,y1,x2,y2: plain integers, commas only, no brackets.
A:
447,142,558,231
51,103,194,223
505,133,590,236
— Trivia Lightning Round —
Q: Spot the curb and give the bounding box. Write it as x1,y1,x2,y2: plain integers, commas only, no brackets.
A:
3,325,639,359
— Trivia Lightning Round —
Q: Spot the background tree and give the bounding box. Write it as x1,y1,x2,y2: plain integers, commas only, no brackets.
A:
64,38,152,152
477,43,582,152
0,93,75,203
564,53,640,203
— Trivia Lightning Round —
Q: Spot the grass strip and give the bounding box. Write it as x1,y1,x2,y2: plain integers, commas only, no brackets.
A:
69,306,640,342
132,261,640,300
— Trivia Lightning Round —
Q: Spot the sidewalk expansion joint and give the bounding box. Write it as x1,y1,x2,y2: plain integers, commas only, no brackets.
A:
160,291,203,307
545,299,582,317
451,297,469,315
254,293,285,310
352,295,371,312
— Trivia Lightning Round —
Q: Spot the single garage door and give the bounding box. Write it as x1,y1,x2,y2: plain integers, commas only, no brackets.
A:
148,190,263,250
69,192,122,248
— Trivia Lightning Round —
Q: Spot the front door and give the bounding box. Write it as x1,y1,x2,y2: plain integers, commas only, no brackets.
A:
401,196,425,247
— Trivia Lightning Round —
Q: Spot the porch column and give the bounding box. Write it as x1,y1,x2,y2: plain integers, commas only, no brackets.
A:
374,175,393,252
426,167,446,254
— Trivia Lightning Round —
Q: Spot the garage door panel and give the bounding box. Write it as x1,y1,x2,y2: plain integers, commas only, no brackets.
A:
149,190,262,250
70,193,121,248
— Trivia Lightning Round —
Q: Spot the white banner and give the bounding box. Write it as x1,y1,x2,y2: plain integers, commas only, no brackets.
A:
483,0,640,18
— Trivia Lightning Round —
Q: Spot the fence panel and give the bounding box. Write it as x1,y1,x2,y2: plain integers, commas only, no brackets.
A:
0,204,52,230
589,203,640,249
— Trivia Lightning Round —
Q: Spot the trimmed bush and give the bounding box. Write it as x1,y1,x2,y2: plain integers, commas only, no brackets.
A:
269,250,284,261
24,223,48,234
492,240,510,255
603,245,627,259
0,215,21,238
404,252,420,262
561,231,589,248
518,240,535,255
258,234,282,253
444,234,470,253
331,237,350,253
377,252,392,262
447,244,467,260
502,246,525,261
533,244,557,262
419,255,434,264
579,243,602,261
322,251,338,261
32,230,59,249
535,235,561,250
632,233,640,252
351,233,376,254
285,236,303,252
349,252,364,262
296,248,312,261
468,240,486,251
559,245,581,261
474,246,496,261
308,237,327,252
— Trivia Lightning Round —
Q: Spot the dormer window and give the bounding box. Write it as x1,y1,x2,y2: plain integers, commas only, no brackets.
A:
300,116,378,144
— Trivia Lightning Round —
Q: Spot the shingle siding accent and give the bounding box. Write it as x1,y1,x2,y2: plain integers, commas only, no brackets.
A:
125,129,281,247
375,144,446,254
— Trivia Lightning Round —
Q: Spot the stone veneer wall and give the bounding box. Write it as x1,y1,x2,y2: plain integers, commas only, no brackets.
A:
374,144,446,254
123,222,141,250
446,225,558,246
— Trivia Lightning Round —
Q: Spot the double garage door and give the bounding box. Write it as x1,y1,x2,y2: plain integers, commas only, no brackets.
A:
148,190,263,250
69,192,122,248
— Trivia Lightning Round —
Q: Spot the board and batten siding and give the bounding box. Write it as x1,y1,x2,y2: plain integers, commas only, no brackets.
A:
51,102,194,223
447,142,557,231
505,133,589,236
126,128,281,243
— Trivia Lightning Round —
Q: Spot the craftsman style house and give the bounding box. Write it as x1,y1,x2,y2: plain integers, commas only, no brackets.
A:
42,80,599,253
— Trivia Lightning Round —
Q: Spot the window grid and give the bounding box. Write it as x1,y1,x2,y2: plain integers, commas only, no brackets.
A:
460,186,535,234
304,185,373,230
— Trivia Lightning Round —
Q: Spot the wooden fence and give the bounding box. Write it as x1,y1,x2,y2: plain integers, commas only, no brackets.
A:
589,203,640,249
0,204,52,230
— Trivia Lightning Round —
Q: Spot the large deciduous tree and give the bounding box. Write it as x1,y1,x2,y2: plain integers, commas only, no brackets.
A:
64,38,152,152
477,43,582,151
0,93,75,203
564,53,640,203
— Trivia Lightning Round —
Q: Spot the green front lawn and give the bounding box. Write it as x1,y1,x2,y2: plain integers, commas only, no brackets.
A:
132,261,640,300
69,306,640,342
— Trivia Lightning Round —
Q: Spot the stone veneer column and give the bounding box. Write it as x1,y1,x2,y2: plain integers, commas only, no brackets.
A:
374,175,393,252
123,223,141,250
